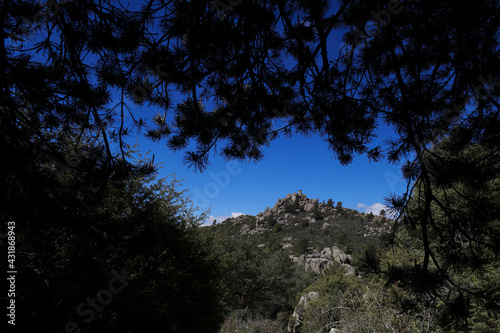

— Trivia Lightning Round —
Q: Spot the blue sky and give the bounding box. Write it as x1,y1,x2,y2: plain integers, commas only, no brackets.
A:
128,113,407,225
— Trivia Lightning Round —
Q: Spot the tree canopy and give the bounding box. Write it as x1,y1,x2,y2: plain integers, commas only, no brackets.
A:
3,1,498,170
379,140,500,326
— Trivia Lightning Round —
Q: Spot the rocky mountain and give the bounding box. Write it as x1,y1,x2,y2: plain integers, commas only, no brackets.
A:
209,191,395,333
210,190,392,265
212,190,500,333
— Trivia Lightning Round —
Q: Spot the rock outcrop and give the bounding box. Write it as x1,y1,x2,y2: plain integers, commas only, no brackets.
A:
240,223,268,235
218,190,392,241
262,191,323,216
290,246,356,275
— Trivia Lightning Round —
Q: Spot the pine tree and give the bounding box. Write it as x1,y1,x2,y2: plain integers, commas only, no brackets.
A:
375,140,500,327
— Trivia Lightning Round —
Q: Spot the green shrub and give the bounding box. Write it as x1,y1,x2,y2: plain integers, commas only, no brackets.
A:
300,266,433,333
284,199,301,213
219,310,288,333
264,215,277,227
293,238,309,255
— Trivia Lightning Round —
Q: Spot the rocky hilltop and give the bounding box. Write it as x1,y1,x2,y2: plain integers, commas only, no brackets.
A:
211,190,392,274
255,190,333,227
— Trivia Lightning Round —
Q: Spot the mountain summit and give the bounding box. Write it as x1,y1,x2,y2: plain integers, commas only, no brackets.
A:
209,190,392,264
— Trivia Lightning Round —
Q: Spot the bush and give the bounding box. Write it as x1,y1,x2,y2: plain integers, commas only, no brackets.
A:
213,236,312,321
284,199,300,213
312,207,323,221
219,310,288,333
299,266,434,333
264,215,277,227
10,170,225,333
294,238,309,255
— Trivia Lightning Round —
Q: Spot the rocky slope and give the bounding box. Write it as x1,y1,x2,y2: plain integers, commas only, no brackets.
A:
212,190,392,261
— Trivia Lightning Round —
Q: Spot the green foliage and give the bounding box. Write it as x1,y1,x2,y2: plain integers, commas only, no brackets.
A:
5,1,500,332
352,244,382,276
209,197,388,263
212,236,314,319
312,203,323,221
284,199,301,213
327,199,334,207
219,309,288,333
294,238,310,255
2,157,224,332
0,126,225,332
336,201,343,211
264,215,277,228
305,264,361,295
7,0,496,174
381,141,500,329
300,267,434,333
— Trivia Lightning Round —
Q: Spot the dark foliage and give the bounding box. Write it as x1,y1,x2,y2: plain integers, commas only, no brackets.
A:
1,136,224,332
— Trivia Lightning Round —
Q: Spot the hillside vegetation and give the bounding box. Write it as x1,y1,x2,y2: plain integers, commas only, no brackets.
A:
209,191,390,257
203,190,500,332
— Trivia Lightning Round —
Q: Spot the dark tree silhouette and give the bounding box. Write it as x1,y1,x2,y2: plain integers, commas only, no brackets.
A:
2,1,498,171
339,0,500,314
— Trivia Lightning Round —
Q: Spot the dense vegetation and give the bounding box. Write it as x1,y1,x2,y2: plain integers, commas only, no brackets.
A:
1,136,225,332
209,204,389,256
